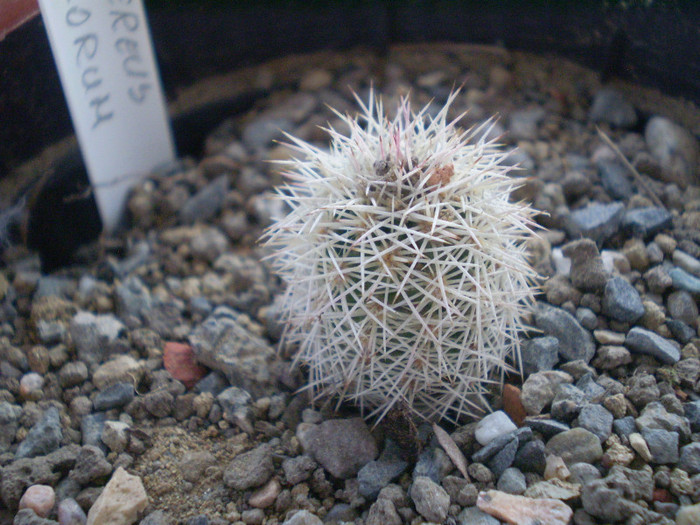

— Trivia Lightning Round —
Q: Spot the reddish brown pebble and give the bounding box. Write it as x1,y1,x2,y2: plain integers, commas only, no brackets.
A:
19,484,55,518
163,342,207,388
653,488,673,502
502,383,526,426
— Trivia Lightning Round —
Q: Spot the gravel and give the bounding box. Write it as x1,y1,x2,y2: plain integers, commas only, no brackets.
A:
1,42,699,525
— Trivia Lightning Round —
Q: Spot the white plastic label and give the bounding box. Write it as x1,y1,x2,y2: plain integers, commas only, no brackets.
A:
38,0,175,232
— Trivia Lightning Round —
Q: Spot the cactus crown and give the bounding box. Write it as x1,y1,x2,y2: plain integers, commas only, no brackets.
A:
263,90,538,423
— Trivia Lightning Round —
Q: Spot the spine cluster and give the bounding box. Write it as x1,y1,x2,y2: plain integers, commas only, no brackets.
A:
264,91,538,423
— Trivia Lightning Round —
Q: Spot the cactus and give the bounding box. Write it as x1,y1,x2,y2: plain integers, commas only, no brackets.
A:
263,91,539,423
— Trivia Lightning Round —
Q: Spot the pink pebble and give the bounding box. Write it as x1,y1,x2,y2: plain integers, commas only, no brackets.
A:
18,484,55,518
58,498,87,525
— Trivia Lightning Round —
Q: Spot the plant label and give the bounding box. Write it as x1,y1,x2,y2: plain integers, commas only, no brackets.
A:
38,0,175,231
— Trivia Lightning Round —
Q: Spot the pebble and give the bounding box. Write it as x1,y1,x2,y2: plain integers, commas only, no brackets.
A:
476,489,573,525
497,467,527,495
568,462,601,485
670,267,700,295
535,304,595,364
602,276,645,323
562,238,608,292
545,428,603,466
85,467,148,525
520,370,573,415
673,250,700,277
358,445,408,498
581,465,654,522
577,404,613,443
248,478,281,509
92,355,142,391
365,499,401,525
163,342,207,389
621,207,673,239
69,312,126,367
281,510,323,525
676,503,700,525
223,444,274,490
521,336,560,375
684,400,700,432
679,443,700,475
598,160,633,200
16,407,63,459
101,421,130,453
588,88,637,128
19,372,45,400
70,445,113,485
592,345,632,370
642,429,679,464
474,411,517,445
179,175,229,224
636,401,691,441
667,290,699,326
80,413,106,448
57,498,87,525
93,383,135,411
513,439,547,473
410,476,450,523
625,327,680,364
19,485,55,518
551,384,587,422
456,506,500,525
58,362,88,388
296,418,378,479
645,116,699,187
565,202,624,245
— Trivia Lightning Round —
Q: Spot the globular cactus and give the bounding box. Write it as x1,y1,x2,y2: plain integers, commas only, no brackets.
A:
263,91,539,423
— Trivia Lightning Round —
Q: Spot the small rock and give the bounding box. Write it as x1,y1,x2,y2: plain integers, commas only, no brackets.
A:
545,428,603,466
644,265,673,294
592,345,632,370
179,175,229,224
57,498,87,525
642,429,679,464
11,509,59,525
477,489,573,525
163,342,207,389
636,401,691,441
581,465,654,521
93,356,142,391
625,327,681,364
70,446,112,485
281,510,323,525
544,455,570,481
409,476,450,523
602,276,645,323
58,362,89,388
562,238,608,292
645,116,698,187
16,407,62,459
670,267,700,295
365,499,402,525
69,312,125,367
565,202,624,245
85,467,148,525
513,439,547,473
568,463,601,486
358,443,408,499
577,404,614,442
497,467,527,495
248,478,281,509
524,479,581,501
521,370,573,415
622,207,673,239
589,89,637,128
19,373,44,401
93,383,135,412
676,503,700,525
598,161,633,200
474,411,517,446
19,485,55,518
223,444,274,490
297,418,378,479
667,290,699,326
101,421,130,454
522,336,560,375
534,304,595,364
673,250,700,277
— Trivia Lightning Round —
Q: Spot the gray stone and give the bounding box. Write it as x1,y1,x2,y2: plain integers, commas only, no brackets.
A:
0,401,21,452
80,412,106,448
224,444,274,490
667,290,699,326
69,311,126,366
57,498,87,525
636,402,691,441
613,416,637,438
114,275,152,319
626,373,660,409
666,319,696,345
644,265,673,294
497,467,527,494
487,437,519,478
577,404,614,442
11,509,59,525
645,116,699,187
413,446,453,484
569,462,602,485
520,370,573,415
673,250,700,277
598,160,633,200
69,445,112,484
179,451,218,484
534,304,595,363
589,89,637,128
670,267,700,295
243,117,293,150
625,327,680,364
592,345,632,370
297,418,378,479
281,510,323,525
189,307,276,396
282,455,317,485
565,202,625,245
16,407,62,459
684,400,700,432
508,108,546,140
581,466,653,521
217,386,253,427
93,382,135,411
58,361,88,388
179,175,229,224
679,442,700,475
457,506,500,525
562,238,608,292
365,499,402,525
409,476,450,523
141,511,174,525
622,207,673,239
641,429,679,464
551,383,587,422
602,276,645,323
513,439,546,473
576,373,608,399
522,336,560,376
545,428,603,466
576,307,598,330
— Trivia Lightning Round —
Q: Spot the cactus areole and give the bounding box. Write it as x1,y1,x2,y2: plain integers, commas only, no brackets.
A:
263,91,539,423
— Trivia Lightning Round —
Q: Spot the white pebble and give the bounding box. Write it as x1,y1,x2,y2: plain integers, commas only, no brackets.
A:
19,484,55,518
475,411,517,445
551,248,571,276
19,373,44,399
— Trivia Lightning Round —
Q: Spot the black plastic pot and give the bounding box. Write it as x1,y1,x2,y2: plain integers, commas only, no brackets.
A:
1,1,698,269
